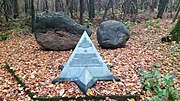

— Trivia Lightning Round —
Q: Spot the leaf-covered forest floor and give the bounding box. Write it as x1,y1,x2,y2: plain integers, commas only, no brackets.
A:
0,19,179,100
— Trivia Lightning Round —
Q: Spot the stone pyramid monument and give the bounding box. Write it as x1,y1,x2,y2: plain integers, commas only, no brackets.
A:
52,31,120,94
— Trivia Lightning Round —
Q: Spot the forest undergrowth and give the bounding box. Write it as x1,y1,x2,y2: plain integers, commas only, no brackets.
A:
0,18,179,100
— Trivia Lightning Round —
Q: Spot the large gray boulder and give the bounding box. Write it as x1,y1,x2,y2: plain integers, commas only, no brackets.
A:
33,12,90,50
97,20,130,48
35,31,80,51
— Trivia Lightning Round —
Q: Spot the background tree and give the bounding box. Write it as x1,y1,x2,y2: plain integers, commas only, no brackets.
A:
152,0,158,11
172,0,180,23
31,0,34,33
87,0,95,22
157,0,169,19
2,0,12,21
79,0,84,25
55,0,60,12
44,0,48,12
13,0,19,19
102,0,112,21
25,0,29,13
69,0,74,18
1,0,180,25
122,0,138,20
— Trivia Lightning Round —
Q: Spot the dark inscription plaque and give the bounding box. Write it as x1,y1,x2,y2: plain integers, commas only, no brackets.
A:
69,53,102,67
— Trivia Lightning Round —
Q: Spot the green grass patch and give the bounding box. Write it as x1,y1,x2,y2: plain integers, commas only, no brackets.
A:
140,68,179,101
144,19,160,27
0,33,9,41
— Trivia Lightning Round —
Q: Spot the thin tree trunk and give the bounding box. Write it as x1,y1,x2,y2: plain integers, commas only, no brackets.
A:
132,0,137,9
13,0,18,19
169,0,173,18
79,0,84,25
88,0,95,21
144,1,148,11
157,0,169,19
55,0,59,12
152,0,158,10
51,0,55,12
172,3,180,23
24,0,28,13
36,0,39,11
74,0,79,16
45,0,48,12
28,0,31,11
2,0,8,21
110,0,115,19
175,0,179,11
70,0,74,18
86,0,89,14
102,0,111,21
146,1,155,12
97,0,102,13
31,0,34,33
140,0,145,10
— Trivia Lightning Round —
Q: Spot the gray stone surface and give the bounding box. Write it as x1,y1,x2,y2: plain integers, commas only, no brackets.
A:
97,20,130,48
33,12,91,50
52,31,120,94
33,12,90,35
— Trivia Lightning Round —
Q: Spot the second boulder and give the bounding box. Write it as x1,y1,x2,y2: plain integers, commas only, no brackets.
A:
97,20,130,48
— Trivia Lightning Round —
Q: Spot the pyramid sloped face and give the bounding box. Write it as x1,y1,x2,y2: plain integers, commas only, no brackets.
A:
53,31,120,94
59,31,112,79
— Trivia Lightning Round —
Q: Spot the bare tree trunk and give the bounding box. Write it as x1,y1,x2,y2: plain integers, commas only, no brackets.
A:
2,0,9,21
51,0,55,12
144,1,148,11
66,0,69,13
152,0,158,10
70,0,74,18
59,0,65,12
88,0,95,21
66,0,73,17
175,0,179,11
86,0,89,14
74,0,79,16
122,0,137,14
132,0,137,8
147,2,154,12
36,0,39,11
110,0,115,19
140,0,145,10
55,0,59,12
169,0,173,18
41,0,44,11
25,0,28,13
13,0,18,19
28,0,31,11
102,0,111,21
97,0,102,13
122,0,138,20
45,0,48,12
172,2,180,23
79,0,84,25
157,0,169,19
31,0,34,33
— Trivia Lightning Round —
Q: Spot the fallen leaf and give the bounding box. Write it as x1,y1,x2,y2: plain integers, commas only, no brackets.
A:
146,90,153,97
129,98,135,101
59,89,65,96
86,89,94,96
